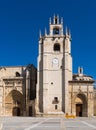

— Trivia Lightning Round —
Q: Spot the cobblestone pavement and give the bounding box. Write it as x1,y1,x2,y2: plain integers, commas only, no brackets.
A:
0,117,96,130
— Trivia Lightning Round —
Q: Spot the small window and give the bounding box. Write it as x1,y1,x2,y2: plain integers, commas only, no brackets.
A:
15,72,20,77
52,97,59,104
55,105,58,110
54,97,58,102
51,82,53,85
54,43,60,51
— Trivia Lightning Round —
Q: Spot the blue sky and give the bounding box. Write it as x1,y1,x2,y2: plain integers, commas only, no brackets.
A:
0,0,96,79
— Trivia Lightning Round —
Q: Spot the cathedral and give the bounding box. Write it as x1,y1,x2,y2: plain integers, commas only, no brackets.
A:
0,15,96,117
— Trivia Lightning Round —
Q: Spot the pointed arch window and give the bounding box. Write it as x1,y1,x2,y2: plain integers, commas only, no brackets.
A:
54,43,60,51
15,72,20,77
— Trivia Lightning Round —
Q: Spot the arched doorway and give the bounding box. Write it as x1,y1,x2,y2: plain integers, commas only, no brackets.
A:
29,106,33,116
75,94,87,117
5,90,24,116
13,107,20,116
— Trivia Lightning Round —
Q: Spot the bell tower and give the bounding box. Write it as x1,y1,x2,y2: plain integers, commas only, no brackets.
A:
36,15,72,116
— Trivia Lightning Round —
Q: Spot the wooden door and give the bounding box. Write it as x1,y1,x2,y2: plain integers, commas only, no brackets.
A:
13,107,20,116
29,106,33,116
76,104,82,117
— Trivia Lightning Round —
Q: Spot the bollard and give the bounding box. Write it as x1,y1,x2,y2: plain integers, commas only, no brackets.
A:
0,123,3,130
61,119,66,130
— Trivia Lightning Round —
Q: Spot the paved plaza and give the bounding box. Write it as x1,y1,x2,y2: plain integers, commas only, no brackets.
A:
0,117,96,130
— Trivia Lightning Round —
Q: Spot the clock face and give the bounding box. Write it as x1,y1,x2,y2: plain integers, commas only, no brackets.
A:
52,58,59,64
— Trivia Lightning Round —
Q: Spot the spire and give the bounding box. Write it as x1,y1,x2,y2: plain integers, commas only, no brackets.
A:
65,26,68,35
61,17,63,24
69,29,71,38
49,17,51,24
53,14,55,24
45,28,47,36
39,30,42,38
57,14,59,24
78,67,83,76
53,14,59,24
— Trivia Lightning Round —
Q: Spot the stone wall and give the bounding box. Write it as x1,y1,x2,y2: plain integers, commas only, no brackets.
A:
94,89,96,116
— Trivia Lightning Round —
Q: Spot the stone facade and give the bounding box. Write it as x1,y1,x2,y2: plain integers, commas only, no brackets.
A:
36,15,72,116
69,69,94,117
36,15,96,117
94,89,96,116
0,64,37,116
